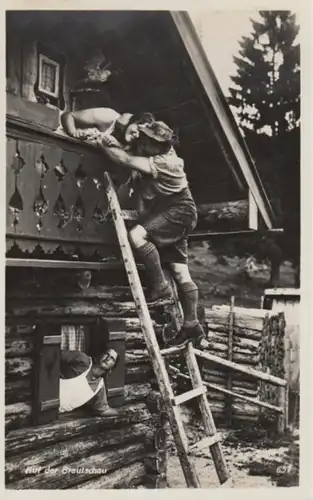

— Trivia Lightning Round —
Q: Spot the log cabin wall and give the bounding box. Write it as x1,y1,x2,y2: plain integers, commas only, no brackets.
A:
5,265,169,489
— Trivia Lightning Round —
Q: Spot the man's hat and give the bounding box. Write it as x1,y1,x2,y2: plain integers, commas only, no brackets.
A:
138,120,174,142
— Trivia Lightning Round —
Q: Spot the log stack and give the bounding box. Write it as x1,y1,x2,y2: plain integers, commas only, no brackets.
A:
171,304,286,425
259,312,286,418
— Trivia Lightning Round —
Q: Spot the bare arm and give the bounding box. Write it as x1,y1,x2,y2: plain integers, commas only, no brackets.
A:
99,145,153,176
61,108,120,137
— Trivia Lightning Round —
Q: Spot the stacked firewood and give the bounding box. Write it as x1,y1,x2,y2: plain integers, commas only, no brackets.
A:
200,305,285,423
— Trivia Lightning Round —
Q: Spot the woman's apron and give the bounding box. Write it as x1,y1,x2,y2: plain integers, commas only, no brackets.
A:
59,359,104,413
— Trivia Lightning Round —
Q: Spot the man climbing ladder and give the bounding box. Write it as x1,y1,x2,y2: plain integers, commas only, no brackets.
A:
103,171,230,488
91,113,211,350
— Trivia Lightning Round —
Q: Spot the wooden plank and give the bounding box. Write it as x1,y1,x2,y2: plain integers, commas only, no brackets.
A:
172,386,207,406
189,229,256,240
277,385,288,434
5,379,32,405
6,137,18,232
189,434,221,453
213,304,272,319
6,357,33,380
264,288,301,297
121,209,138,220
226,296,235,426
7,94,60,131
184,343,229,484
107,320,126,401
6,31,22,97
20,39,37,103
32,324,61,425
205,307,267,332
6,258,128,270
193,349,287,387
202,377,282,413
5,402,32,429
6,338,35,357
249,189,258,230
196,199,249,232
103,172,200,488
160,345,186,356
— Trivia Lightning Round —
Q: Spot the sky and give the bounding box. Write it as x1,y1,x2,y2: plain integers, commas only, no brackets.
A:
189,10,262,97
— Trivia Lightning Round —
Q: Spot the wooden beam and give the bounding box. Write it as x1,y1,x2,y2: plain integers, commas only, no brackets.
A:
189,229,256,241
170,12,274,229
193,349,287,387
5,258,132,270
20,40,37,103
249,190,258,230
196,199,249,232
171,367,283,413
189,434,221,453
7,94,60,131
264,288,301,297
172,386,207,406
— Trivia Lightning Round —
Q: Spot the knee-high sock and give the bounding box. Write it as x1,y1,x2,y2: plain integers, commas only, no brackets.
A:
136,241,168,291
178,281,199,327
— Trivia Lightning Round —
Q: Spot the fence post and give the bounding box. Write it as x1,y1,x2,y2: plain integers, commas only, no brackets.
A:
226,296,235,426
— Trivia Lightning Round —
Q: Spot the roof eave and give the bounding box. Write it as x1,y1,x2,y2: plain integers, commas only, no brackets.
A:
169,11,276,230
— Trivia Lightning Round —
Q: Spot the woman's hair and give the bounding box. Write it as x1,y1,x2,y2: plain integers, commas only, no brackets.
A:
113,112,155,144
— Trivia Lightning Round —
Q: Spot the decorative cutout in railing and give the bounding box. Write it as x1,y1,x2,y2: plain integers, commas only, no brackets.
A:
54,159,68,182
33,185,49,231
8,182,23,227
11,148,25,175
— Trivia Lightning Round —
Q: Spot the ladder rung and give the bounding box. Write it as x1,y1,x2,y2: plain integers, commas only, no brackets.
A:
160,345,187,356
120,209,138,220
172,386,207,406
189,433,221,453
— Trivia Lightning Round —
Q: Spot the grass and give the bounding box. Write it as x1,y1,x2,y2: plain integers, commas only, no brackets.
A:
188,242,296,309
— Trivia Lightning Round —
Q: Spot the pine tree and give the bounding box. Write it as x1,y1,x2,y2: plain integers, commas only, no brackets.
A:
228,11,300,138
209,11,301,287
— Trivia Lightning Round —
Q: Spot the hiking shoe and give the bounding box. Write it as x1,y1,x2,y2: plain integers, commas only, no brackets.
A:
167,327,192,347
168,322,209,349
146,284,173,305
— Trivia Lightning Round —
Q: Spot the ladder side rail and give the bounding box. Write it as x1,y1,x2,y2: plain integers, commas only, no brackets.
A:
185,344,230,485
103,172,200,488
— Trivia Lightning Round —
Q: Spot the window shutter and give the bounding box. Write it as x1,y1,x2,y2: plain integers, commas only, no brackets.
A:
33,324,61,425
106,319,126,406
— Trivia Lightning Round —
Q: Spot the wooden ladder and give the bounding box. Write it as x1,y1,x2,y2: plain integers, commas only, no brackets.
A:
103,172,230,487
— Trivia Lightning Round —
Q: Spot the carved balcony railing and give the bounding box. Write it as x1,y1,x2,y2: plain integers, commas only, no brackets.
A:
6,116,127,261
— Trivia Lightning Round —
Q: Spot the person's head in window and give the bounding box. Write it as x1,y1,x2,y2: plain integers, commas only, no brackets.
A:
91,348,119,379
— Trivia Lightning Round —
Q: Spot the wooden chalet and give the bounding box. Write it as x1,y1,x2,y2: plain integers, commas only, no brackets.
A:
5,11,277,489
